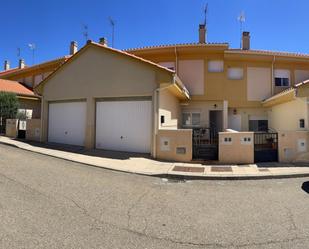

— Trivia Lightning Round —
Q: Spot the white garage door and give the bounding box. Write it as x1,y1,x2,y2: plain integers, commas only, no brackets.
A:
48,101,86,146
96,100,152,153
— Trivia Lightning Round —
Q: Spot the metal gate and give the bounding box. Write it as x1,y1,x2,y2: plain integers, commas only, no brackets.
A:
193,128,218,160
254,132,278,163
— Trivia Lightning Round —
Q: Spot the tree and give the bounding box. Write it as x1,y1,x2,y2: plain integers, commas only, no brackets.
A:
0,92,19,133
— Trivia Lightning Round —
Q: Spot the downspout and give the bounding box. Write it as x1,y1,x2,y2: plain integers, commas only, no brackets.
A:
174,47,178,73
271,55,276,96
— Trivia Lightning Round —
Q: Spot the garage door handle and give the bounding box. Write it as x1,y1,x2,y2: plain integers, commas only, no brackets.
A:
120,136,123,139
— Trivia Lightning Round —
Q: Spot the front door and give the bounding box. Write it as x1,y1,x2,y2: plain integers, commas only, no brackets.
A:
209,110,223,131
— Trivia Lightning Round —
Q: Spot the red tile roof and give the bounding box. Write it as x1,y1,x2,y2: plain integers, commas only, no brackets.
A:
125,42,229,51
0,56,71,78
0,79,35,96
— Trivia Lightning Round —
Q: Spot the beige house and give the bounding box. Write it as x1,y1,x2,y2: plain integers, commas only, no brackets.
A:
35,40,190,159
3,25,309,164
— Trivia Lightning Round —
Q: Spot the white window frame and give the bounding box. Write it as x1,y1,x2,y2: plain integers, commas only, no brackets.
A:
208,60,224,73
182,112,201,127
227,67,244,80
274,69,290,87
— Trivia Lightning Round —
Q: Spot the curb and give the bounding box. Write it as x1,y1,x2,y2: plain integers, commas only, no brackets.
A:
1,140,309,181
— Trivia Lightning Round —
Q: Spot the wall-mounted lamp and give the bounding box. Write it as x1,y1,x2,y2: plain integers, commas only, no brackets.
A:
233,109,237,115
214,104,217,108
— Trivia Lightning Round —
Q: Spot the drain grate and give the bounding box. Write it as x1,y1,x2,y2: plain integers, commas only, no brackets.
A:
211,166,233,172
172,166,205,173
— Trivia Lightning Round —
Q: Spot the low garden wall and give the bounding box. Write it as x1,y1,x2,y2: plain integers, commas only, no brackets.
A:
156,129,192,162
26,119,41,142
278,131,309,163
5,119,18,138
219,131,254,164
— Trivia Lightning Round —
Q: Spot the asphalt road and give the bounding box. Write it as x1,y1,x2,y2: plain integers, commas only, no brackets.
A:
0,143,308,249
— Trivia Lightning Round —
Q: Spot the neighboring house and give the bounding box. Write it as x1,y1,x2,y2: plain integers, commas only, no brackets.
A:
35,40,189,157
0,55,71,90
0,79,40,136
0,79,40,118
125,27,309,163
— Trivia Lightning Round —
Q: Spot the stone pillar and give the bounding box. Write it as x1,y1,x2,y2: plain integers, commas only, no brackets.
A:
41,100,49,142
84,97,95,149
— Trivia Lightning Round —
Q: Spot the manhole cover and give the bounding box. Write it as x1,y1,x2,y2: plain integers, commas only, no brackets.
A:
172,166,205,173
211,166,233,172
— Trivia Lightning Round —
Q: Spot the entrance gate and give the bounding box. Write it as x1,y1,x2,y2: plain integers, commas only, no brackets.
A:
254,132,278,163
192,128,218,160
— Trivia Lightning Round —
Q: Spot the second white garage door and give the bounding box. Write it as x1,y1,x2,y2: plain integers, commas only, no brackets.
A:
96,100,152,153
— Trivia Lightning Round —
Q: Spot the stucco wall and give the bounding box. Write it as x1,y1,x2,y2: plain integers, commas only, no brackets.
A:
40,45,175,154
156,129,192,162
158,89,180,130
5,119,18,138
26,119,41,141
268,98,308,131
219,131,254,164
278,131,309,162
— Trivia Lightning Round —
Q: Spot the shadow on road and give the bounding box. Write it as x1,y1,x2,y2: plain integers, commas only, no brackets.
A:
301,181,309,194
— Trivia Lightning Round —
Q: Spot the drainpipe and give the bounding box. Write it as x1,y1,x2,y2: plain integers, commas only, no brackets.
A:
174,47,178,73
271,55,276,96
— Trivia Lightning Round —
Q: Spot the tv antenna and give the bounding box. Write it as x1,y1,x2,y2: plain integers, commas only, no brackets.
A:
17,47,21,59
204,3,208,26
109,17,115,47
237,11,246,48
82,24,89,42
28,43,36,65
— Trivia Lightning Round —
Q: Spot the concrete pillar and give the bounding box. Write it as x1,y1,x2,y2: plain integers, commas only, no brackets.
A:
84,97,95,149
41,100,49,142
223,100,228,131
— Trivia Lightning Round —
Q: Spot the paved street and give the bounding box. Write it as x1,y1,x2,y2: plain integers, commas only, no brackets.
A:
0,143,308,249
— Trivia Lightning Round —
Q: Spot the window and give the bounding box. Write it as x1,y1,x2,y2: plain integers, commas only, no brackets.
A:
182,112,201,127
275,77,289,87
274,69,290,87
160,115,165,124
249,120,268,132
227,68,244,80
300,119,305,128
208,60,224,73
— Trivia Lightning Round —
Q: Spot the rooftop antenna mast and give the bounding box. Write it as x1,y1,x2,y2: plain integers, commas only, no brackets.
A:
204,3,208,26
237,11,246,48
28,43,36,65
17,47,21,59
83,24,89,42
109,17,115,47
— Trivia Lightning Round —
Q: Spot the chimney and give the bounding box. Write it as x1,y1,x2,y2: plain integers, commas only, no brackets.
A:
199,24,206,43
4,60,10,71
70,41,78,55
242,31,250,50
99,37,108,47
18,59,25,69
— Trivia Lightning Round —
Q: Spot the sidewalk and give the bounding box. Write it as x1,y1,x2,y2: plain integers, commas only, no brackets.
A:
1,136,309,180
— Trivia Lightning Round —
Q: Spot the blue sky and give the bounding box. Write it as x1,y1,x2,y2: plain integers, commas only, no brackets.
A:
1,0,308,68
